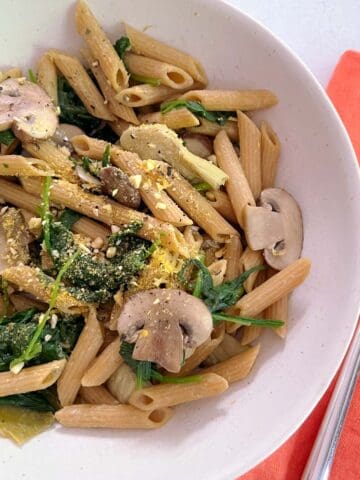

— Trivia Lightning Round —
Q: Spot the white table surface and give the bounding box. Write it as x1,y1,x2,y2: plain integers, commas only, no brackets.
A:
227,0,360,88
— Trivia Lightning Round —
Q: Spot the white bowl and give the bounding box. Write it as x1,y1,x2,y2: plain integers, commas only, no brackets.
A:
1,1,360,479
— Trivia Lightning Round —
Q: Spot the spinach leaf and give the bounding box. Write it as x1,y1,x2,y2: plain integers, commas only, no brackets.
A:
120,341,202,389
0,130,15,146
114,36,131,59
160,99,234,126
28,68,37,83
193,182,212,193
102,144,111,167
58,209,82,230
0,389,60,413
130,73,161,86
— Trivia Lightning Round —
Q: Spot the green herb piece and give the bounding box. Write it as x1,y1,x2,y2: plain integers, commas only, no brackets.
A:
9,250,81,371
114,36,131,59
28,68,37,83
81,155,100,177
0,391,58,413
0,279,9,318
58,209,82,230
160,99,234,126
0,130,16,146
102,144,111,167
120,341,202,389
130,73,161,86
39,176,53,256
212,313,284,329
193,182,212,193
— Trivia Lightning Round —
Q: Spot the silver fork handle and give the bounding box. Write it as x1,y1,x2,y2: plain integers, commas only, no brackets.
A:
302,323,360,480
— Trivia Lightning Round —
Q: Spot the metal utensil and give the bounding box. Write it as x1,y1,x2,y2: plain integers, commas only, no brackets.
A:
302,323,360,480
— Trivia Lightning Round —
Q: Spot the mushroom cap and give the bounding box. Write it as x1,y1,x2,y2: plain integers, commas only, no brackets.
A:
0,78,58,142
260,188,303,270
117,288,213,373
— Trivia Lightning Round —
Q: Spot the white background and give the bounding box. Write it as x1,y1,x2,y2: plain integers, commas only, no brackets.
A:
228,0,360,87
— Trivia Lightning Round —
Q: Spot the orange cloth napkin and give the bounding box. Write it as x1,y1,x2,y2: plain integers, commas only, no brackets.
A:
239,50,360,480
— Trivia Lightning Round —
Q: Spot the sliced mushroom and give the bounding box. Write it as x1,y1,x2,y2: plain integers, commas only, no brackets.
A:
260,188,303,270
99,166,141,209
0,207,31,272
0,78,58,142
182,133,213,158
243,205,284,251
117,288,213,373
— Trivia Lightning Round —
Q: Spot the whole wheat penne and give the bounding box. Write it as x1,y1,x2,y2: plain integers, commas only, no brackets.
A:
183,226,203,254
188,117,239,141
79,386,118,405
57,308,103,406
75,0,128,91
20,176,189,257
81,337,123,387
37,53,58,105
23,140,78,183
240,324,262,346
266,294,289,339
0,179,41,212
224,235,243,281
10,293,47,312
0,156,53,177
174,324,225,376
214,130,255,227
260,121,281,189
82,48,138,124
240,247,264,293
71,135,193,227
204,333,247,366
153,161,237,242
124,52,194,90
71,216,110,240
125,23,207,85
237,111,262,199
50,49,114,121
2,265,89,314
139,108,200,130
55,403,174,429
235,258,311,317
201,344,260,383
205,190,238,225
109,119,132,136
181,89,278,111
116,84,179,108
0,360,66,397
129,372,228,411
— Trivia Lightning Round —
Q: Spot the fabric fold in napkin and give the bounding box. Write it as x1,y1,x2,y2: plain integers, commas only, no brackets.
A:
238,50,360,480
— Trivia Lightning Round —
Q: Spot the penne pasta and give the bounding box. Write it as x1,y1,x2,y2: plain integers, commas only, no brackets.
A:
57,308,103,406
181,89,278,111
202,344,260,384
237,110,262,199
37,53,58,105
2,265,89,315
23,140,78,183
214,130,255,228
188,117,239,141
139,108,200,130
0,156,54,177
75,0,129,91
79,386,119,405
20,176,190,257
50,49,115,121
116,83,179,108
0,179,42,213
129,373,228,411
125,23,207,85
240,247,264,293
223,235,243,281
153,161,238,242
204,333,247,366
124,52,194,90
10,293,47,312
174,324,225,376
0,360,66,397
71,135,193,227
81,337,123,387
82,48,138,125
260,121,281,189
235,258,311,317
266,293,289,339
109,119,132,136
205,190,238,225
55,403,174,429
71,216,110,240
